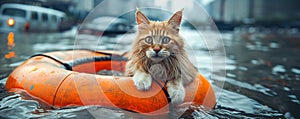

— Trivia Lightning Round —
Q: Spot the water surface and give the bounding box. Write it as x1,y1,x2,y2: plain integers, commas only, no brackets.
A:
0,27,298,118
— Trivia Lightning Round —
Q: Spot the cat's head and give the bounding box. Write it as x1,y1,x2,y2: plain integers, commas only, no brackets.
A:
133,9,185,63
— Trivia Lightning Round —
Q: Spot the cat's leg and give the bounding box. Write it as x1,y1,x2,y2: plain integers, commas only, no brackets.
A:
133,70,152,90
166,79,185,104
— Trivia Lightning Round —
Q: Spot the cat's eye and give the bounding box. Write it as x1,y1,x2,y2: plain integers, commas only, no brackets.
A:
162,37,170,44
144,36,153,44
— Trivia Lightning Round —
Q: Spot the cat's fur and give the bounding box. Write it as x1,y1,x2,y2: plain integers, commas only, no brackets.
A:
125,9,198,104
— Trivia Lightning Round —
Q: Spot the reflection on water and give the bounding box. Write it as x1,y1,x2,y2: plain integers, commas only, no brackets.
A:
0,27,299,118
5,32,16,59
4,52,15,59
7,32,15,48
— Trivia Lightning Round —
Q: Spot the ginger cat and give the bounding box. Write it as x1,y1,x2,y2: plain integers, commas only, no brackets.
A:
126,9,197,104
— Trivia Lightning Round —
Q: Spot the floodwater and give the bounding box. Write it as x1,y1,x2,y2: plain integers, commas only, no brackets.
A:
0,27,299,118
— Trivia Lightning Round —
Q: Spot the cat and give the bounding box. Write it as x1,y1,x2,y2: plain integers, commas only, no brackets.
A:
125,8,198,104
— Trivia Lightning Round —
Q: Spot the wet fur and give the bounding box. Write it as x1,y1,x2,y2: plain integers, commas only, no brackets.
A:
126,9,197,104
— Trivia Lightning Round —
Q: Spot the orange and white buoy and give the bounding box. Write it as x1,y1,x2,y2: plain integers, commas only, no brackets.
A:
5,50,216,115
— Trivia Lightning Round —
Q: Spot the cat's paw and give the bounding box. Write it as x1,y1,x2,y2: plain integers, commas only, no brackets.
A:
133,71,152,90
167,83,185,104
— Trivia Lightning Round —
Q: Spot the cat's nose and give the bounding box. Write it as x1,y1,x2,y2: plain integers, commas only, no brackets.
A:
153,45,161,53
154,49,160,53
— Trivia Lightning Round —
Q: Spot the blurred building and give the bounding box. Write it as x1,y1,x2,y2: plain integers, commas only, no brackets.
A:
92,0,137,16
89,0,159,22
207,0,300,26
4,0,299,28
91,0,210,24
0,0,43,6
208,0,250,23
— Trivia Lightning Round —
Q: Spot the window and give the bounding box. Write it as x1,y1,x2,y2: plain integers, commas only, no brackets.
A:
42,13,48,21
3,8,26,18
31,12,38,20
51,15,57,22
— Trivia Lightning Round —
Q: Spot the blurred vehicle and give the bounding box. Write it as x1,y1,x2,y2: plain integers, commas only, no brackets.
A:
0,3,66,32
58,19,76,32
78,16,135,36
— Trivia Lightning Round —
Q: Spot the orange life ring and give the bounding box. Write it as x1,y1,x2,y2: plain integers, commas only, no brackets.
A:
5,50,216,115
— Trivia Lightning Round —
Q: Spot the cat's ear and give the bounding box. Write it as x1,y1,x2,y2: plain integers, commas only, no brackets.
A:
168,9,183,32
136,8,150,25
